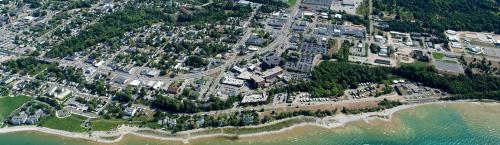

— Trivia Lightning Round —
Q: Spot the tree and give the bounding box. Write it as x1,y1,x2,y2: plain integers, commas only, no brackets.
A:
185,56,208,68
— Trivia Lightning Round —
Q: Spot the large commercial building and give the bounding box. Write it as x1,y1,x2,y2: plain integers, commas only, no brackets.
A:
262,67,284,80
222,77,245,87
303,0,334,7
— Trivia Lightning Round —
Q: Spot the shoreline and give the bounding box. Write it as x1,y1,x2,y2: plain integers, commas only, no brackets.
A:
0,101,490,144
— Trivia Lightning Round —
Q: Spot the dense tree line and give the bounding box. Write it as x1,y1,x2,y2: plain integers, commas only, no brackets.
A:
446,91,500,101
44,66,86,84
37,96,62,110
152,94,242,113
184,56,208,68
274,109,337,120
310,62,391,97
374,0,500,34
67,0,94,9
247,0,289,13
343,14,369,26
279,61,500,100
395,64,500,95
2,57,58,76
341,99,401,114
0,86,10,96
4,58,88,84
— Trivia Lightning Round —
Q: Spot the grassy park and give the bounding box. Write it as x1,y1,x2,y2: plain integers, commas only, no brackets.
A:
40,114,88,132
432,52,445,60
91,119,127,131
0,95,31,121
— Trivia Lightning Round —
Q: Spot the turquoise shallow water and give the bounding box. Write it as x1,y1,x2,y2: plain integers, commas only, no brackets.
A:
1,103,500,145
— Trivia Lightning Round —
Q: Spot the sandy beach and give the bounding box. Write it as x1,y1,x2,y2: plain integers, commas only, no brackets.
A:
0,101,482,144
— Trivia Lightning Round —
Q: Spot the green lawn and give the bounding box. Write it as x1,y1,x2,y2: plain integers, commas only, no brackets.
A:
399,11,415,20
356,1,369,16
0,96,31,121
401,60,430,68
91,118,155,131
432,52,445,60
40,114,87,132
91,119,127,131
288,0,297,6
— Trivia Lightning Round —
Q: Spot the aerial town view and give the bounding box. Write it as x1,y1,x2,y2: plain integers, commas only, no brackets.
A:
0,0,500,144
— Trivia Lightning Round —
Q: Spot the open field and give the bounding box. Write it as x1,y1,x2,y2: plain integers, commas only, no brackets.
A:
91,119,127,131
432,52,444,60
91,117,159,131
0,96,31,121
400,60,430,68
40,114,87,132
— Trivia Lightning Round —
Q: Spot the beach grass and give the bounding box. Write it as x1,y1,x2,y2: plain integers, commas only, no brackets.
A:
189,128,223,137
136,130,177,138
91,118,159,131
99,135,121,141
432,52,445,60
0,95,31,121
222,117,316,135
40,114,87,132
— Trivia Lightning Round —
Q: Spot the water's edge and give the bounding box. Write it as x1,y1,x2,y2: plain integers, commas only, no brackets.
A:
1,101,499,145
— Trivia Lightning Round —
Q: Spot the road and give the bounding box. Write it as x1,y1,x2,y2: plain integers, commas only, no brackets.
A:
14,1,299,103
203,3,301,100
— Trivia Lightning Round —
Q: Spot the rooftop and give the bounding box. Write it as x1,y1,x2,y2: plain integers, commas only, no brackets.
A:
222,77,245,87
262,67,284,79
303,0,334,6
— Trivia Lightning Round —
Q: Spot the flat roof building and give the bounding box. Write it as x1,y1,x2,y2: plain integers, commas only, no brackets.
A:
268,18,287,28
341,0,355,6
303,0,334,7
113,76,129,84
46,86,71,99
222,77,245,87
246,35,266,46
251,75,265,88
237,71,252,80
262,67,284,80
241,92,268,104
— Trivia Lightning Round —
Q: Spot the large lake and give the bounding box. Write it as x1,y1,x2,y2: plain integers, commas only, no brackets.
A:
1,102,499,145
